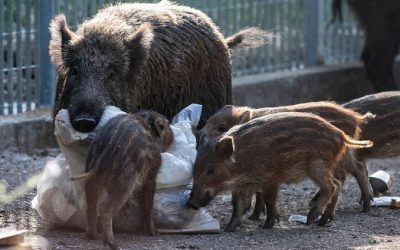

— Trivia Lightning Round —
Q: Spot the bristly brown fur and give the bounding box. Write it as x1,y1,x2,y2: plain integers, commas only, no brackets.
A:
50,2,270,128
190,112,372,231
197,100,375,217
82,111,173,249
344,91,400,159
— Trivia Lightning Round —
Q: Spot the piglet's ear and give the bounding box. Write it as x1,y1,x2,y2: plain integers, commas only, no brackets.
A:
49,14,75,74
215,136,235,159
154,117,165,138
239,110,251,123
126,23,154,75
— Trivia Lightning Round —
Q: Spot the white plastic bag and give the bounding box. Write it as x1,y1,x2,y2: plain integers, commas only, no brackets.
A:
32,104,220,233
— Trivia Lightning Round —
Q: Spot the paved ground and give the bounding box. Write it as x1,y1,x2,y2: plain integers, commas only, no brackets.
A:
1,149,400,250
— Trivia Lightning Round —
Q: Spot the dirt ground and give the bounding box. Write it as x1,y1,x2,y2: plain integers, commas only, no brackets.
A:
1,148,400,250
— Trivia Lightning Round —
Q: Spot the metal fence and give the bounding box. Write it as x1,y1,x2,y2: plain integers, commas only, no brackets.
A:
0,0,363,115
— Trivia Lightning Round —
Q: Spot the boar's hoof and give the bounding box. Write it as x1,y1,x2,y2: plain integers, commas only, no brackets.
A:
145,224,159,236
316,214,331,227
224,221,241,232
248,213,261,221
248,206,266,221
72,117,97,132
224,226,238,232
104,239,119,250
306,207,321,225
86,231,100,240
263,219,275,229
186,201,200,210
362,204,371,214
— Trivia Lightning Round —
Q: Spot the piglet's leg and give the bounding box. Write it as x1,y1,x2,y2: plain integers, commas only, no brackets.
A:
349,159,373,213
262,185,279,229
100,188,132,250
142,174,158,236
85,181,100,240
307,169,337,225
225,191,246,232
318,177,342,226
248,192,265,220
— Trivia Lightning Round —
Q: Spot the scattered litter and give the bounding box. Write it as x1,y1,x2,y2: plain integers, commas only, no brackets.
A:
288,214,307,224
371,197,400,207
369,170,392,195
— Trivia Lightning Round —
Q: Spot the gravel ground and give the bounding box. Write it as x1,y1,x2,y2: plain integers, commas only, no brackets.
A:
1,149,400,250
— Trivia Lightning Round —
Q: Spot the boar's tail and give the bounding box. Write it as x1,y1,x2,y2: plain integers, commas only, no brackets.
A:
344,136,373,149
69,172,93,181
226,27,273,49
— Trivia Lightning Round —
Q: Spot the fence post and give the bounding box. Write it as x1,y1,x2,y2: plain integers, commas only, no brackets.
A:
38,0,56,107
304,0,320,67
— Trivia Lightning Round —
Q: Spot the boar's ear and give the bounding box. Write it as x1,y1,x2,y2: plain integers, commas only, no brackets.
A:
49,14,74,74
239,110,251,123
126,23,154,75
215,136,235,159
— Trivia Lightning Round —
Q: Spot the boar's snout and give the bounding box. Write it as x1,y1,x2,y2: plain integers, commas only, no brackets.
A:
68,95,105,133
187,199,200,210
72,116,97,133
187,185,212,209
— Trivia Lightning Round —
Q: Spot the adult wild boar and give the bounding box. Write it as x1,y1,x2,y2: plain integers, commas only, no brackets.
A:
50,1,269,132
333,0,400,92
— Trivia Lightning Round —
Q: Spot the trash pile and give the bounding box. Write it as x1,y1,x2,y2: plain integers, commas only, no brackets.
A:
369,170,400,209
31,104,220,233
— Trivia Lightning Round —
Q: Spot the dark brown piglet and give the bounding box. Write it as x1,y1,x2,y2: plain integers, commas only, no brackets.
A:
198,102,374,217
70,111,173,249
188,112,372,231
343,91,400,160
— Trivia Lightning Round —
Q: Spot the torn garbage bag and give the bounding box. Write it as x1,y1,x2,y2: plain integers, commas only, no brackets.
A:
31,104,220,233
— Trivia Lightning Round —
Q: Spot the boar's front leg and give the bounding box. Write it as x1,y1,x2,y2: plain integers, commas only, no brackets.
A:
262,185,279,229
225,190,246,232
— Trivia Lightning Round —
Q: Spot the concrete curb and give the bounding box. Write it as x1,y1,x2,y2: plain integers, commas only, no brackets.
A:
232,62,375,107
0,108,58,153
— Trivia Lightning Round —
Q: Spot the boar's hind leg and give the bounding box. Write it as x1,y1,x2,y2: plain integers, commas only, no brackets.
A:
142,174,158,236
85,181,101,240
248,192,266,221
225,191,246,232
307,168,338,225
262,185,279,229
345,156,373,213
100,187,132,250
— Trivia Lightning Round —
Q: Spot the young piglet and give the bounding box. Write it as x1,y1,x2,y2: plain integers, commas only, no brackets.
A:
70,111,173,249
188,112,373,231
343,91,400,161
198,102,374,217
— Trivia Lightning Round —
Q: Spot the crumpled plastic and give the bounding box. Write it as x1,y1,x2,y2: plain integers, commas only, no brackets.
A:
31,104,220,233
